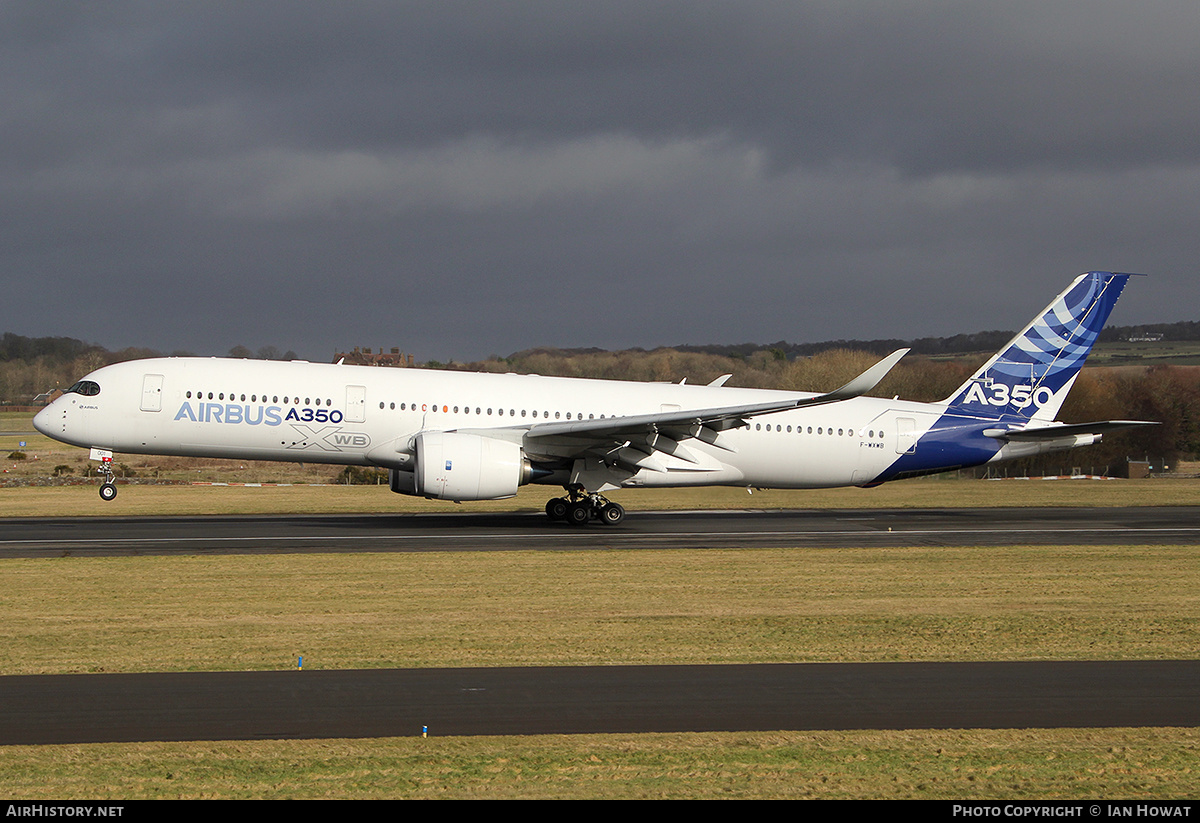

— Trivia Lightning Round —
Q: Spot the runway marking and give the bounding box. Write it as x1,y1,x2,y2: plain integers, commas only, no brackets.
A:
5,526,1200,548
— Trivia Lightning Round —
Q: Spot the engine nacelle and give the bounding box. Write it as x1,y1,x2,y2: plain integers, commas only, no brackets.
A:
391,431,530,500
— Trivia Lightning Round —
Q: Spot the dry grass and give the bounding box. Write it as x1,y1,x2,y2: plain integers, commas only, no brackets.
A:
1,728,1197,799
1,545,1196,675
4,476,1200,518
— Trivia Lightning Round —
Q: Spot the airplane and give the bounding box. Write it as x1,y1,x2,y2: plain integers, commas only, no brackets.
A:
34,271,1154,525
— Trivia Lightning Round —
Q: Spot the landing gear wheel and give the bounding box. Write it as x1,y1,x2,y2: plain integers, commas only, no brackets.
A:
545,497,569,521
599,501,625,525
99,482,117,501
566,501,592,527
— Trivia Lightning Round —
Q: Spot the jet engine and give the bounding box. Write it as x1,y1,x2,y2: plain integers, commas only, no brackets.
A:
389,431,531,500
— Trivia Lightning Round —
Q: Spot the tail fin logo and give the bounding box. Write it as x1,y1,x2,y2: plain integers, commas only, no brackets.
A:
944,272,1133,421
960,381,1055,411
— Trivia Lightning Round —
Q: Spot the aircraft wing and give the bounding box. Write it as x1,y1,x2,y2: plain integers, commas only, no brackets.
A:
442,349,907,471
984,420,1159,441
523,348,909,443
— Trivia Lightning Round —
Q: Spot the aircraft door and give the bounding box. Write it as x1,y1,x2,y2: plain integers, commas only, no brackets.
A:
345,385,366,423
140,374,164,412
896,417,917,454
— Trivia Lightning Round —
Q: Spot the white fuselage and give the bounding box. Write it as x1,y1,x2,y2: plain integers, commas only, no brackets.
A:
34,357,949,491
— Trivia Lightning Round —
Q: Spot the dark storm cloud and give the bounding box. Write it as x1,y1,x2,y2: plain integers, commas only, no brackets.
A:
1,2,1197,361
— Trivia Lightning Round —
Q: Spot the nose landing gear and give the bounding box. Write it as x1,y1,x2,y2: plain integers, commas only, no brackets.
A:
90,447,117,501
545,488,625,526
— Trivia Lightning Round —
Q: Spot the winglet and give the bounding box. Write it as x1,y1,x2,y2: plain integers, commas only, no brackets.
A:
818,348,909,403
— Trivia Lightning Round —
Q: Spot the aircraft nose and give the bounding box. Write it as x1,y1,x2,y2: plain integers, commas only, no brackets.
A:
32,404,53,436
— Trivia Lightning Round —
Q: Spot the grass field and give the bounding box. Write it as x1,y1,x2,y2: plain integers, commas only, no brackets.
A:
1091,339,1200,366
3,475,1199,519
2,728,1197,799
2,545,1197,674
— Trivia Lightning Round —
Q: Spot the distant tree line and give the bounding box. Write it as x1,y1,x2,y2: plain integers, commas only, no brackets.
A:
671,321,1200,361
0,333,295,404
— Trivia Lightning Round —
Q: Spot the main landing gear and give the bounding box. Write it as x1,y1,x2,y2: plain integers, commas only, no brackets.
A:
545,488,625,526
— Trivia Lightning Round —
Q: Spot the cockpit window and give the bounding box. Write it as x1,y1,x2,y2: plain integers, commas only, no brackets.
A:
66,380,101,397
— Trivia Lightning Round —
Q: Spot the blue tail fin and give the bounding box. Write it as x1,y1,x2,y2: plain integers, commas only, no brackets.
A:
943,271,1135,421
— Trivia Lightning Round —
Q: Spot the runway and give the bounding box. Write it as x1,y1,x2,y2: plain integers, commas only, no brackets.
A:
4,505,1200,557
3,506,1198,743
3,661,1199,745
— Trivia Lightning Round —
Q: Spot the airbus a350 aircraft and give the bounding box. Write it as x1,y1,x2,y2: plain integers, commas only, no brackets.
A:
34,271,1152,525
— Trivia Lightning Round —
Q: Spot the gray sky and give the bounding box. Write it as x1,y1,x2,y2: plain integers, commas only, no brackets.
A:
3,2,1197,362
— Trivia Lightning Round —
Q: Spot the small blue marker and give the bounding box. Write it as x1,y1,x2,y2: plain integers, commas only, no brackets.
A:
422,725,428,738
298,655,303,670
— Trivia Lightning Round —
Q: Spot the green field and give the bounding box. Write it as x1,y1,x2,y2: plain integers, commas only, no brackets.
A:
1091,339,1200,366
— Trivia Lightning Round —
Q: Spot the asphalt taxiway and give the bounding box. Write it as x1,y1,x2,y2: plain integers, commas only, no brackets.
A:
4,505,1200,557
3,660,1199,745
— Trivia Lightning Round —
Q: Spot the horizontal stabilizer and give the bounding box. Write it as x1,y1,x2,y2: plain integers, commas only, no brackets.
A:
984,420,1159,441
